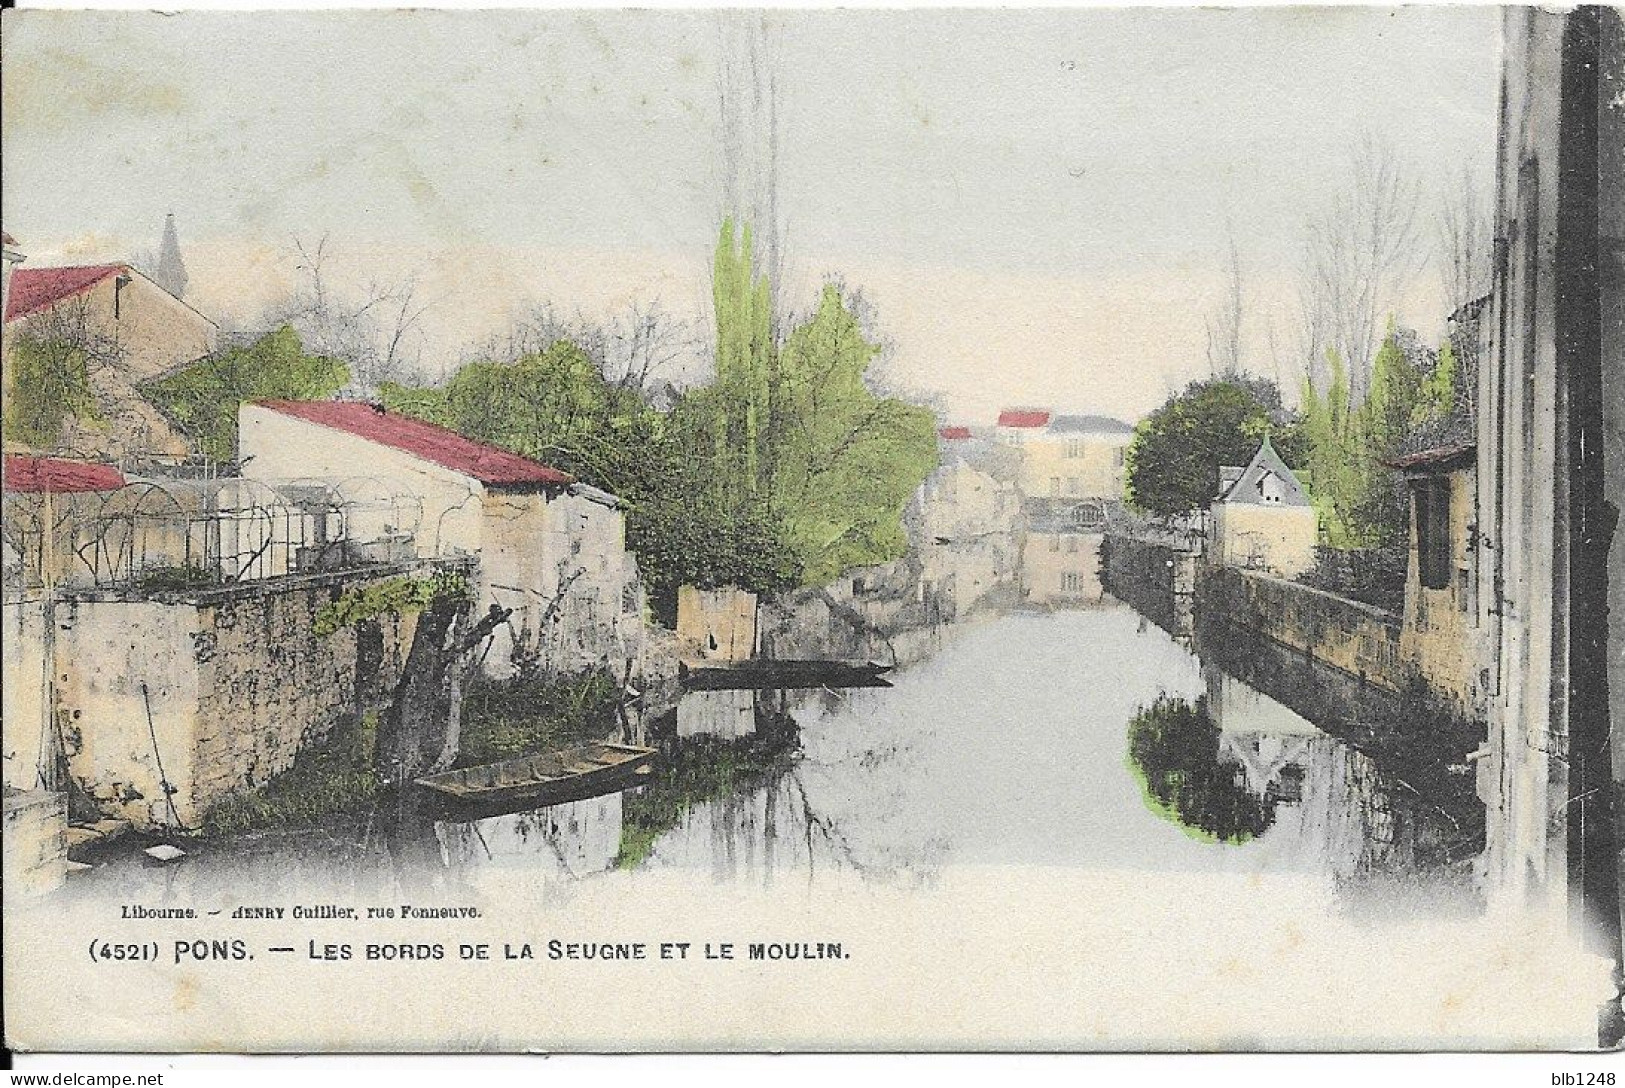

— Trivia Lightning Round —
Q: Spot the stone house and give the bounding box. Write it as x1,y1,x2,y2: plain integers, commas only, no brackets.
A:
1473,6,1623,926
676,585,758,663
1388,445,1479,713
238,400,646,678
995,408,1132,510
2,455,129,796
915,437,1022,544
2,262,217,459
1207,437,1318,579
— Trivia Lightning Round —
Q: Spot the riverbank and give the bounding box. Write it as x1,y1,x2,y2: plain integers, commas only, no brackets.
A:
198,671,632,837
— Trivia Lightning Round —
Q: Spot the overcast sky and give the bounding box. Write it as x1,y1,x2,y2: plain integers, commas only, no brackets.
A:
1,7,1502,421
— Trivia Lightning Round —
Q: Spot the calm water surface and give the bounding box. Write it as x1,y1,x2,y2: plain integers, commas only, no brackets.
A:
88,538,1482,921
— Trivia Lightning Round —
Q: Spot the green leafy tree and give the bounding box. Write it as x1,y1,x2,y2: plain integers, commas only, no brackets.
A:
711,218,776,500
1125,377,1302,517
1420,339,1460,428
1299,349,1377,548
1299,324,1458,551
144,326,349,461
770,284,939,584
380,338,657,493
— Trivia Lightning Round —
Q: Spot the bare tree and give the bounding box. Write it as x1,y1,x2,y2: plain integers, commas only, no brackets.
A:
1294,138,1424,400
467,299,701,400
605,301,703,394
373,276,433,384
715,12,787,326
1204,228,1244,378
473,302,597,366
1436,166,1493,312
258,234,434,390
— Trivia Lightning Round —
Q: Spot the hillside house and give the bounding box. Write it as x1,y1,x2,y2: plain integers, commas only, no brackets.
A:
239,400,645,677
1207,437,1318,579
2,262,217,459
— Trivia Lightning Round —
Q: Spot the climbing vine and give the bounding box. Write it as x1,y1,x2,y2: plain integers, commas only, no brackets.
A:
5,333,100,447
313,571,470,637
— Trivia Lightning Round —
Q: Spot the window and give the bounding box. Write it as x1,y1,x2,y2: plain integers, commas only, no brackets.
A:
1415,479,1452,590
1049,477,1061,497
1062,572,1083,592
1066,438,1083,459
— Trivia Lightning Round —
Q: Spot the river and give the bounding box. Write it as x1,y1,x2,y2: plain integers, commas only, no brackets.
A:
449,601,1480,914
88,533,1481,920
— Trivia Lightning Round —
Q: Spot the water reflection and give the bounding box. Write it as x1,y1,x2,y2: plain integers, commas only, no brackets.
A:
1200,669,1483,916
438,793,624,881
1126,694,1278,844
560,532,1484,918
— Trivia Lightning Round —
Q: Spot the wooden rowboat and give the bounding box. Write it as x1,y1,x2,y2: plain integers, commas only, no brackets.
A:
415,742,657,809
679,659,894,691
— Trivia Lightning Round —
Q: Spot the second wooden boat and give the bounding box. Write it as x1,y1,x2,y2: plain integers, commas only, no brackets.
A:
415,741,657,809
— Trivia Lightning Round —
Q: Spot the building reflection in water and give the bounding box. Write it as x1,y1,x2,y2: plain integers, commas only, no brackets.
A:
1201,669,1482,918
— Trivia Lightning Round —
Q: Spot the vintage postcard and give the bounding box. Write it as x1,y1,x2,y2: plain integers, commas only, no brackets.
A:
1,3,1622,1055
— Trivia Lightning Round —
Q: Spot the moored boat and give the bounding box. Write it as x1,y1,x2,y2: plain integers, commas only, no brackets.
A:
415,742,657,809
678,659,894,691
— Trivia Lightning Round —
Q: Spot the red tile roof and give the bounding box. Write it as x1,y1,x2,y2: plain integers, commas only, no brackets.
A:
3,455,127,494
253,400,575,489
938,426,972,440
5,264,127,322
997,409,1051,428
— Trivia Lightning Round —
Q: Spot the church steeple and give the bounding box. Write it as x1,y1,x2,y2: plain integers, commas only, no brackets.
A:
153,212,188,299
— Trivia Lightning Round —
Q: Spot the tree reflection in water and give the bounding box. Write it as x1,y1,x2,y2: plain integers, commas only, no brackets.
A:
1126,694,1277,844
615,689,939,882
616,701,804,870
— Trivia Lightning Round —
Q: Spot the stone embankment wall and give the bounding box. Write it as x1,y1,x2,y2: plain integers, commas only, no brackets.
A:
758,555,946,668
2,789,66,896
51,561,455,830
1098,535,1195,636
1104,531,1484,732
1199,566,1407,692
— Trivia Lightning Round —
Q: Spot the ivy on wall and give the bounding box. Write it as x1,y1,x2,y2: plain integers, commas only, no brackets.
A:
313,571,470,638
